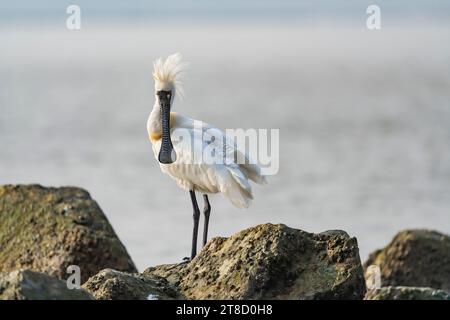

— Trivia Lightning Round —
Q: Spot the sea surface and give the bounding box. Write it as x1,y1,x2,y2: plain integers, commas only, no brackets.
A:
1,24,450,270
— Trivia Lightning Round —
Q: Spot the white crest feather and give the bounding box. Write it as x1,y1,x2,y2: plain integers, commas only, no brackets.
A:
153,53,188,98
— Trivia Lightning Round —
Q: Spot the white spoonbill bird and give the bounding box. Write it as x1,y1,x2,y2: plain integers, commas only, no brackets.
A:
147,53,267,260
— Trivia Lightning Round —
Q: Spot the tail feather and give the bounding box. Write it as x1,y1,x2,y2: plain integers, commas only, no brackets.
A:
228,166,253,195
239,163,267,185
223,177,252,209
219,167,253,209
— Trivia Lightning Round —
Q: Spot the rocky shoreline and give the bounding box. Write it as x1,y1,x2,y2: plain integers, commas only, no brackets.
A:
0,185,449,300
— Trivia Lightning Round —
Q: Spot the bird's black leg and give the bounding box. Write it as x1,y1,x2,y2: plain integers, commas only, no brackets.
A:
202,194,211,247
189,190,200,260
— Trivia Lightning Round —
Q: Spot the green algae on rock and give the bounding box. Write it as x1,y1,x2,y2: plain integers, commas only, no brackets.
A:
0,184,137,283
364,229,450,292
0,269,93,300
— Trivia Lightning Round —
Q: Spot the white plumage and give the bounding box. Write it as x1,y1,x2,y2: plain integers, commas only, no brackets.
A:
147,53,267,259
147,53,266,209
150,114,266,208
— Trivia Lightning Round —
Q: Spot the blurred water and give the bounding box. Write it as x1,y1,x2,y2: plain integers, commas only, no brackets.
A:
1,24,449,270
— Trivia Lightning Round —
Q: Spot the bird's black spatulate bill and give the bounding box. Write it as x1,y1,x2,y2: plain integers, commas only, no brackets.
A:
158,103,176,164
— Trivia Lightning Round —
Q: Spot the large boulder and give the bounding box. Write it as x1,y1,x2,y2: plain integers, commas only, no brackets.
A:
0,185,137,283
145,224,366,300
0,269,93,300
365,286,450,300
82,269,183,300
364,229,450,292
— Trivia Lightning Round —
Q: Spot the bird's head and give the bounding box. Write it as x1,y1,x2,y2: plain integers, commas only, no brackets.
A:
152,53,188,164
153,52,187,105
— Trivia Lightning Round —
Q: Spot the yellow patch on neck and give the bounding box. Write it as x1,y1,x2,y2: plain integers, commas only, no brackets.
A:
149,112,177,143
149,132,162,142
170,112,176,124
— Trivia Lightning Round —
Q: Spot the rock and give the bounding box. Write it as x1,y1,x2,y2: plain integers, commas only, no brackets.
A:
143,263,186,288
365,286,450,300
364,229,450,292
0,269,93,300
87,224,367,300
82,268,183,300
0,184,137,283
169,223,366,299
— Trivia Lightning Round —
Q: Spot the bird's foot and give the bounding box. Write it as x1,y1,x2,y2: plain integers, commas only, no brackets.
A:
176,257,191,266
